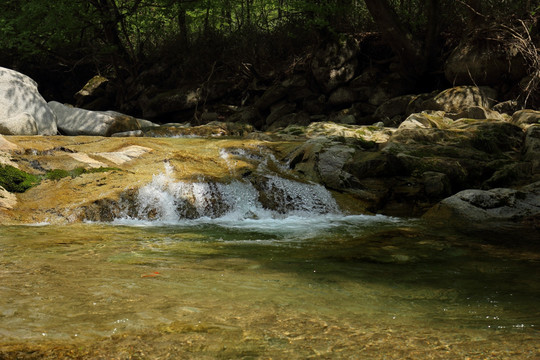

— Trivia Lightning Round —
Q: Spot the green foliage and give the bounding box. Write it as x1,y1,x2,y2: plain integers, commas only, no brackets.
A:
0,0,373,67
0,165,40,193
0,0,86,61
1,0,537,86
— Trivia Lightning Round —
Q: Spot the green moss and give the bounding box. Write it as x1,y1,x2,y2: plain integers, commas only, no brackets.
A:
0,165,40,193
44,169,71,180
86,166,121,174
45,167,121,181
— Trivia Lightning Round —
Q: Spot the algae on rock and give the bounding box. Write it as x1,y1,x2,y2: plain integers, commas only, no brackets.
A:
0,165,40,193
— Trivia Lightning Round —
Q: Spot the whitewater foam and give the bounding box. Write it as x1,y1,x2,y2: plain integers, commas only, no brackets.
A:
120,150,343,224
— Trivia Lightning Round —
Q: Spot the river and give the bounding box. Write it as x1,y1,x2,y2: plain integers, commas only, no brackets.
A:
1,213,539,359
1,159,540,358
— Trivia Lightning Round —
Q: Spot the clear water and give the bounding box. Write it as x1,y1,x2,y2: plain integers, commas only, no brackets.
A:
1,216,539,359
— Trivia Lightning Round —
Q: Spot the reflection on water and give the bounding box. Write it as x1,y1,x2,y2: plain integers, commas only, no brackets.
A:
0,216,539,359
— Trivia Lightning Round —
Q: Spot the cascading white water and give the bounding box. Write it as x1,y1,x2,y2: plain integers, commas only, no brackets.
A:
129,149,341,223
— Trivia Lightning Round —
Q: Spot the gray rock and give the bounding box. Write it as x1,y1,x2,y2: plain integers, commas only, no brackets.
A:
423,182,540,235
75,75,110,109
311,38,358,93
422,171,451,199
398,111,453,130
368,86,392,106
386,119,526,191
523,125,540,161
423,86,497,113
328,87,357,106
266,102,296,127
135,118,160,129
317,144,356,188
523,125,540,175
350,67,380,88
255,85,287,111
512,109,540,128
140,86,206,118
336,114,356,125
0,67,57,135
303,94,326,115
373,94,418,125
267,112,310,132
493,100,521,115
447,106,505,121
111,130,144,137
49,101,141,136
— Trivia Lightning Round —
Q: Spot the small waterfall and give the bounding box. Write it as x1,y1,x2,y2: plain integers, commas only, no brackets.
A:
125,150,341,222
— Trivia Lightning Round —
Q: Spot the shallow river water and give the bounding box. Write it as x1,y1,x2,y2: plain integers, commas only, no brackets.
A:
0,215,539,359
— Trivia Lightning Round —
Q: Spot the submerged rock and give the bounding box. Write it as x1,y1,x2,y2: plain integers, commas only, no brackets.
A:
423,182,540,239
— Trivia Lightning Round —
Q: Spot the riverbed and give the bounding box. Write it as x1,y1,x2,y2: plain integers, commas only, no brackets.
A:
1,215,538,359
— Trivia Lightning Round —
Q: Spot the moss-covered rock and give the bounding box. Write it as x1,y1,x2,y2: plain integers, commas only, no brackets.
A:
0,165,40,193
423,86,497,113
44,167,120,181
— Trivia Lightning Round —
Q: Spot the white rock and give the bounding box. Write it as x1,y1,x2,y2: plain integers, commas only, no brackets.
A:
0,113,38,135
0,67,57,135
48,101,140,136
0,186,17,209
94,145,152,165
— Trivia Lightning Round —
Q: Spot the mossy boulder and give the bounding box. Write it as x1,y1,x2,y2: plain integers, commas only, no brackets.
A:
44,167,120,181
512,110,540,129
398,111,454,130
384,119,526,191
0,165,40,193
423,86,497,113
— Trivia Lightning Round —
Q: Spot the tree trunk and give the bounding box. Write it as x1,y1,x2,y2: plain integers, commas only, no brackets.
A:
363,0,426,79
246,0,253,26
88,0,137,107
203,0,211,35
177,4,189,47
424,0,440,66
466,0,483,24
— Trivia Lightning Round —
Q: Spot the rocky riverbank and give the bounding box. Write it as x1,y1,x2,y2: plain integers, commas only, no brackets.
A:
1,66,539,239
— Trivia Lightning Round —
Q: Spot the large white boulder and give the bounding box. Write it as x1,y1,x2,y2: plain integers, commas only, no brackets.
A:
0,67,57,135
0,113,38,135
48,101,141,136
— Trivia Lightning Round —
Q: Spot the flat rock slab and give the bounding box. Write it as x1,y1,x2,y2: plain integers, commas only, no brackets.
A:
0,136,303,224
94,145,153,165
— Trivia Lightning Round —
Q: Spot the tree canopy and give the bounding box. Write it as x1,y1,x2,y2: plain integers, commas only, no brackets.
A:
0,0,538,103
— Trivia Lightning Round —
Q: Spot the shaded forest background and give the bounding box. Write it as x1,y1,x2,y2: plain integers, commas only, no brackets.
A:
1,0,539,121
